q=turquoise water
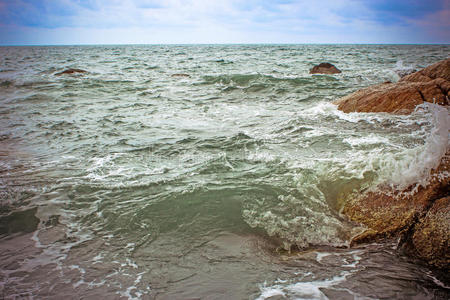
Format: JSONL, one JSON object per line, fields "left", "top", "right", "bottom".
{"left": 0, "top": 45, "right": 449, "bottom": 299}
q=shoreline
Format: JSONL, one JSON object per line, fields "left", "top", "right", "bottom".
{"left": 334, "top": 58, "right": 449, "bottom": 268}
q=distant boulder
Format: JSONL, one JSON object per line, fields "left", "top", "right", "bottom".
{"left": 310, "top": 63, "right": 341, "bottom": 74}
{"left": 55, "top": 68, "right": 87, "bottom": 76}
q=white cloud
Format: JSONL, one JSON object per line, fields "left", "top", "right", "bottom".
{"left": 0, "top": 0, "right": 448, "bottom": 44}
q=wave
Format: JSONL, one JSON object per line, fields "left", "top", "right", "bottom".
{"left": 241, "top": 102, "right": 448, "bottom": 249}
{"left": 199, "top": 73, "right": 339, "bottom": 91}
{"left": 330, "top": 102, "right": 449, "bottom": 193}
{"left": 371, "top": 103, "right": 449, "bottom": 190}
{"left": 392, "top": 59, "right": 417, "bottom": 79}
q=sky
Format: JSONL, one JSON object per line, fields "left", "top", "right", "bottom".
{"left": 0, "top": 0, "right": 448, "bottom": 45}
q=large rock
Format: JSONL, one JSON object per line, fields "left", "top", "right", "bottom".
{"left": 334, "top": 58, "right": 450, "bottom": 114}
{"left": 310, "top": 63, "right": 341, "bottom": 74}
{"left": 335, "top": 58, "right": 450, "bottom": 268}
{"left": 345, "top": 144, "right": 449, "bottom": 270}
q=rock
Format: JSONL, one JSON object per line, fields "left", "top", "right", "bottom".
{"left": 55, "top": 68, "right": 87, "bottom": 76}
{"left": 171, "top": 73, "right": 190, "bottom": 78}
{"left": 334, "top": 58, "right": 450, "bottom": 114}
{"left": 310, "top": 63, "right": 341, "bottom": 74}
{"left": 335, "top": 58, "right": 450, "bottom": 268}
{"left": 334, "top": 80, "right": 448, "bottom": 114}
{"left": 407, "top": 196, "right": 450, "bottom": 268}
{"left": 346, "top": 152, "right": 450, "bottom": 246}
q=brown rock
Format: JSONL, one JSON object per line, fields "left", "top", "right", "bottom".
{"left": 334, "top": 81, "right": 422, "bottom": 114}
{"left": 55, "top": 68, "right": 87, "bottom": 76}
{"left": 310, "top": 63, "right": 341, "bottom": 74}
{"left": 346, "top": 152, "right": 449, "bottom": 242}
{"left": 334, "top": 58, "right": 450, "bottom": 114}
{"left": 408, "top": 196, "right": 450, "bottom": 268}
{"left": 345, "top": 151, "right": 449, "bottom": 268}
{"left": 335, "top": 58, "right": 450, "bottom": 268}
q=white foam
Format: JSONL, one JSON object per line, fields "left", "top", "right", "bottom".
{"left": 394, "top": 60, "right": 413, "bottom": 70}
{"left": 257, "top": 253, "right": 367, "bottom": 300}
{"left": 392, "top": 60, "right": 416, "bottom": 79}
{"left": 92, "top": 253, "right": 104, "bottom": 264}
{"left": 257, "top": 273, "right": 350, "bottom": 300}
{"left": 303, "top": 101, "right": 386, "bottom": 124}
{"left": 343, "top": 135, "right": 390, "bottom": 147}
{"left": 372, "top": 103, "right": 449, "bottom": 190}
{"left": 117, "top": 271, "right": 147, "bottom": 300}
{"left": 324, "top": 101, "right": 449, "bottom": 191}
{"left": 316, "top": 252, "right": 332, "bottom": 263}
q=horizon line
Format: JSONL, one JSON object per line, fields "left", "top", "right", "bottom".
{"left": 1, "top": 42, "right": 449, "bottom": 47}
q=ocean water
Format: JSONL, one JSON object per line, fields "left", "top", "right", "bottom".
{"left": 0, "top": 44, "right": 449, "bottom": 299}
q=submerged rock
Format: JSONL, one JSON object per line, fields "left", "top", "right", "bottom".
{"left": 335, "top": 58, "right": 450, "bottom": 268}
{"left": 55, "top": 68, "right": 87, "bottom": 76}
{"left": 310, "top": 63, "right": 341, "bottom": 74}
{"left": 171, "top": 73, "right": 191, "bottom": 78}
{"left": 334, "top": 58, "right": 450, "bottom": 114}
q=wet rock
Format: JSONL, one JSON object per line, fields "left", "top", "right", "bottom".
{"left": 0, "top": 207, "right": 40, "bottom": 236}
{"left": 55, "top": 68, "right": 87, "bottom": 76}
{"left": 310, "top": 63, "right": 341, "bottom": 74}
{"left": 347, "top": 151, "right": 449, "bottom": 243}
{"left": 334, "top": 58, "right": 450, "bottom": 114}
{"left": 407, "top": 196, "right": 450, "bottom": 268}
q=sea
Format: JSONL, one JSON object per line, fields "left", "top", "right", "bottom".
{"left": 0, "top": 44, "right": 449, "bottom": 299}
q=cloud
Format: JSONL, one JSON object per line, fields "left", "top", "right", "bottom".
{"left": 0, "top": 0, "right": 448, "bottom": 44}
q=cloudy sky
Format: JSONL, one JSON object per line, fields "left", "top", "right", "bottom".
{"left": 0, "top": 0, "right": 449, "bottom": 45}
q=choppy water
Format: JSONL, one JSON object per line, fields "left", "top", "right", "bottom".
{"left": 0, "top": 44, "right": 449, "bottom": 299}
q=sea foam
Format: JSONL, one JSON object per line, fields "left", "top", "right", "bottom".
{"left": 372, "top": 102, "right": 449, "bottom": 191}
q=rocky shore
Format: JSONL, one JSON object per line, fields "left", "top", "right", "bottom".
{"left": 334, "top": 58, "right": 450, "bottom": 268}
